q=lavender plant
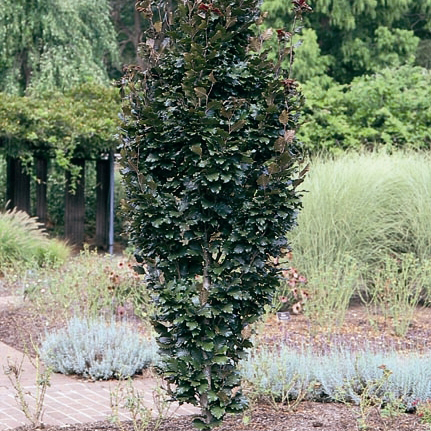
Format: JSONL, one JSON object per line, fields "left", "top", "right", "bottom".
{"left": 40, "top": 317, "right": 158, "bottom": 380}
{"left": 241, "top": 344, "right": 431, "bottom": 409}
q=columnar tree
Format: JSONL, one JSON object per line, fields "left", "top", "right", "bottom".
{"left": 119, "top": 0, "right": 309, "bottom": 427}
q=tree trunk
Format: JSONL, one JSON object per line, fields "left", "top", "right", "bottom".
{"left": 64, "top": 159, "right": 85, "bottom": 246}
{"left": 95, "top": 156, "right": 111, "bottom": 250}
{"left": 35, "top": 156, "right": 48, "bottom": 225}
{"left": 6, "top": 156, "right": 31, "bottom": 214}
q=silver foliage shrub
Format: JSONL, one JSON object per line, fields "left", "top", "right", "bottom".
{"left": 40, "top": 317, "right": 158, "bottom": 380}
{"left": 241, "top": 345, "right": 431, "bottom": 408}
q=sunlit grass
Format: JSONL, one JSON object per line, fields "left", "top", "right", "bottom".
{"left": 290, "top": 151, "right": 431, "bottom": 274}
{"left": 0, "top": 208, "right": 70, "bottom": 270}
{"left": 283, "top": 150, "right": 431, "bottom": 327}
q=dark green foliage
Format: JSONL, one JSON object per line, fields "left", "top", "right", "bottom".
{"left": 119, "top": 0, "right": 306, "bottom": 427}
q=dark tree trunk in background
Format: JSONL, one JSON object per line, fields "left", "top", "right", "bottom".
{"left": 35, "top": 156, "right": 48, "bottom": 225}
{"left": 6, "top": 156, "right": 31, "bottom": 214}
{"left": 96, "top": 156, "right": 111, "bottom": 250}
{"left": 65, "top": 159, "right": 85, "bottom": 246}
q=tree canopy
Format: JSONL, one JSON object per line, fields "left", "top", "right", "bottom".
{"left": 262, "top": 0, "right": 431, "bottom": 82}
{"left": 0, "top": 0, "right": 119, "bottom": 95}
{"left": 0, "top": 83, "right": 120, "bottom": 177}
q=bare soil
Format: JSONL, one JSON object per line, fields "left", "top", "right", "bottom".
{"left": 1, "top": 292, "right": 430, "bottom": 431}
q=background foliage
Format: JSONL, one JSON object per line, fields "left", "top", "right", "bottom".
{"left": 262, "top": 0, "right": 431, "bottom": 83}
{"left": 0, "top": 0, "right": 118, "bottom": 95}
{"left": 299, "top": 65, "right": 431, "bottom": 154}
{"left": 1, "top": 0, "right": 431, "bottom": 237}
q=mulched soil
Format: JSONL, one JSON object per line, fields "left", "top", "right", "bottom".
{"left": 1, "top": 285, "right": 430, "bottom": 431}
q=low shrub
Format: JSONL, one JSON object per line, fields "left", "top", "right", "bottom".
{"left": 299, "top": 65, "right": 431, "bottom": 154}
{"left": 241, "top": 344, "right": 431, "bottom": 409}
{"left": 40, "top": 317, "right": 158, "bottom": 380}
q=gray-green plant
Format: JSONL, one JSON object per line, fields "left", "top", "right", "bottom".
{"left": 40, "top": 316, "right": 158, "bottom": 380}
{"left": 3, "top": 344, "right": 52, "bottom": 427}
{"left": 241, "top": 344, "right": 431, "bottom": 410}
{"left": 119, "top": 0, "right": 308, "bottom": 427}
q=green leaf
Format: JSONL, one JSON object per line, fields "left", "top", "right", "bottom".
{"left": 194, "top": 87, "right": 207, "bottom": 99}
{"left": 191, "top": 144, "right": 203, "bottom": 156}
{"left": 206, "top": 172, "right": 219, "bottom": 182}
{"left": 186, "top": 321, "right": 199, "bottom": 330}
{"left": 198, "top": 341, "right": 214, "bottom": 351}
{"left": 213, "top": 355, "right": 229, "bottom": 364}
{"left": 210, "top": 405, "right": 226, "bottom": 419}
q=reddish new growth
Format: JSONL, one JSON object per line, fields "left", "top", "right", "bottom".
{"left": 292, "top": 0, "right": 312, "bottom": 12}
{"left": 276, "top": 29, "right": 292, "bottom": 40}
{"left": 198, "top": 2, "right": 223, "bottom": 16}
{"left": 282, "top": 78, "right": 297, "bottom": 91}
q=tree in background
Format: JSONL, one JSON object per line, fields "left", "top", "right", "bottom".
{"left": 119, "top": 0, "right": 308, "bottom": 427}
{"left": 0, "top": 0, "right": 119, "bottom": 95}
{"left": 109, "top": 0, "right": 148, "bottom": 74}
{"left": 262, "top": 0, "right": 431, "bottom": 83}
{"left": 299, "top": 64, "right": 431, "bottom": 153}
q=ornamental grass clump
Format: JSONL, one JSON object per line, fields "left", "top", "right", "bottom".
{"left": 40, "top": 317, "right": 158, "bottom": 380}
{"left": 0, "top": 208, "right": 70, "bottom": 270}
{"left": 290, "top": 151, "right": 431, "bottom": 286}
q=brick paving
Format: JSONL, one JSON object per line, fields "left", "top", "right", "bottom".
{"left": 0, "top": 296, "right": 198, "bottom": 430}
{"left": 0, "top": 341, "right": 198, "bottom": 430}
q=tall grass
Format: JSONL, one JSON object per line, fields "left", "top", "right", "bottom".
{"left": 289, "top": 151, "right": 431, "bottom": 304}
{"left": 400, "top": 160, "right": 431, "bottom": 260}
{"left": 0, "top": 208, "right": 70, "bottom": 270}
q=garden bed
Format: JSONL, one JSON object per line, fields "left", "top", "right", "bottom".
{"left": 1, "top": 298, "right": 430, "bottom": 431}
